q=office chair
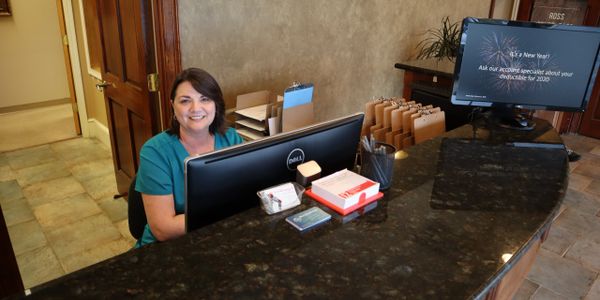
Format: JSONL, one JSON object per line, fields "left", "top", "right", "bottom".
{"left": 127, "top": 176, "right": 147, "bottom": 240}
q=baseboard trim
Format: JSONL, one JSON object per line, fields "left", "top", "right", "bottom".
{"left": 0, "top": 98, "right": 71, "bottom": 114}
{"left": 88, "top": 119, "right": 111, "bottom": 148}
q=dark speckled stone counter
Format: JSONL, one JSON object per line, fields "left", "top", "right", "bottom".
{"left": 28, "top": 119, "right": 568, "bottom": 299}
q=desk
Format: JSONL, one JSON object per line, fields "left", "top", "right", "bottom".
{"left": 394, "top": 58, "right": 455, "bottom": 100}
{"left": 29, "top": 120, "right": 567, "bottom": 299}
{"left": 395, "top": 59, "right": 473, "bottom": 131}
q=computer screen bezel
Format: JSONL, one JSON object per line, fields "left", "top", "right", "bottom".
{"left": 451, "top": 17, "right": 600, "bottom": 112}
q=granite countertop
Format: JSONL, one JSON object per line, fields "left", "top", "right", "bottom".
{"left": 28, "top": 120, "right": 568, "bottom": 299}
{"left": 394, "top": 58, "right": 456, "bottom": 78}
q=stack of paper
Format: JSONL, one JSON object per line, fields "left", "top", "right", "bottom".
{"left": 310, "top": 169, "right": 379, "bottom": 209}
{"left": 235, "top": 104, "right": 268, "bottom": 121}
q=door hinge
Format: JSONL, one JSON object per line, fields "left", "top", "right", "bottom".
{"left": 62, "top": 35, "right": 69, "bottom": 46}
{"left": 147, "top": 73, "right": 159, "bottom": 92}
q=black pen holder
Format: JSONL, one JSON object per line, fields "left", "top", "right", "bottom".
{"left": 360, "top": 142, "right": 396, "bottom": 190}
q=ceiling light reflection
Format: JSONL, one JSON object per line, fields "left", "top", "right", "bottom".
{"left": 395, "top": 150, "right": 408, "bottom": 160}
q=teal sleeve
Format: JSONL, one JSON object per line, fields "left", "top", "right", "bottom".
{"left": 135, "top": 141, "right": 173, "bottom": 195}
{"left": 225, "top": 127, "right": 244, "bottom": 146}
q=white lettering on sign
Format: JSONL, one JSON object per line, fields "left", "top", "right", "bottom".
{"left": 548, "top": 12, "right": 565, "bottom": 21}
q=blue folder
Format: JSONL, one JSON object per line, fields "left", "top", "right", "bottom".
{"left": 283, "top": 83, "right": 314, "bottom": 109}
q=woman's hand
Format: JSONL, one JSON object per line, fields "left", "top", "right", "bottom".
{"left": 141, "top": 194, "right": 185, "bottom": 241}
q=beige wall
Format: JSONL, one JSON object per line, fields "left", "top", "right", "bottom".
{"left": 492, "top": 0, "right": 516, "bottom": 19}
{"left": 179, "top": 0, "right": 491, "bottom": 122}
{"left": 72, "top": 0, "right": 107, "bottom": 127}
{"left": 0, "top": 0, "right": 69, "bottom": 108}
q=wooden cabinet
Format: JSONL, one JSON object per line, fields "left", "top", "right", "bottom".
{"left": 483, "top": 228, "right": 549, "bottom": 300}
{"left": 395, "top": 59, "right": 473, "bottom": 131}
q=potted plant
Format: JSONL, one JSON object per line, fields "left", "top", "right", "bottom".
{"left": 415, "top": 16, "right": 461, "bottom": 61}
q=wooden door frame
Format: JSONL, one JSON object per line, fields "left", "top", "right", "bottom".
{"left": 59, "top": 0, "right": 92, "bottom": 138}
{"left": 152, "top": 0, "right": 181, "bottom": 131}
{"left": 516, "top": 0, "right": 599, "bottom": 133}
{"left": 56, "top": 0, "right": 83, "bottom": 135}
{"left": 578, "top": 1, "right": 600, "bottom": 137}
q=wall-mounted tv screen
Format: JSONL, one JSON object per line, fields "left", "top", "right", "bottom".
{"left": 452, "top": 18, "right": 600, "bottom": 113}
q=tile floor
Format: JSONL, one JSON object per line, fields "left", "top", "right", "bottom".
{"left": 514, "top": 133, "right": 600, "bottom": 299}
{"left": 0, "top": 137, "right": 135, "bottom": 289}
{"left": 1, "top": 132, "right": 599, "bottom": 297}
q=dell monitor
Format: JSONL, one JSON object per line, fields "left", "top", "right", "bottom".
{"left": 451, "top": 17, "right": 600, "bottom": 130}
{"left": 184, "top": 113, "right": 364, "bottom": 232}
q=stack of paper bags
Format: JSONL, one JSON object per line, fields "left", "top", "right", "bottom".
{"left": 362, "top": 97, "right": 445, "bottom": 150}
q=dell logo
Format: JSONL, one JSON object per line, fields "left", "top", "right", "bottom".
{"left": 286, "top": 148, "right": 305, "bottom": 170}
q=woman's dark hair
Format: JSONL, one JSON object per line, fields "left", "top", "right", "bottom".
{"left": 167, "top": 68, "right": 226, "bottom": 137}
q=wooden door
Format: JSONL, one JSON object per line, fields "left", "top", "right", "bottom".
{"left": 578, "top": 4, "right": 600, "bottom": 139}
{"left": 517, "top": 0, "right": 600, "bottom": 137}
{"left": 97, "top": 0, "right": 159, "bottom": 194}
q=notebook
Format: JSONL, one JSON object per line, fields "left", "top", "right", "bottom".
{"left": 283, "top": 83, "right": 313, "bottom": 109}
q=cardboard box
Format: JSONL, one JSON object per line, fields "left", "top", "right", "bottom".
{"left": 281, "top": 102, "right": 314, "bottom": 132}
{"left": 234, "top": 90, "right": 274, "bottom": 141}
{"left": 234, "top": 88, "right": 315, "bottom": 139}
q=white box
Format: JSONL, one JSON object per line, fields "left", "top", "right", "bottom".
{"left": 310, "top": 169, "right": 379, "bottom": 209}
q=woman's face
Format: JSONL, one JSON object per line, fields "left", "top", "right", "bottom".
{"left": 172, "top": 81, "right": 216, "bottom": 136}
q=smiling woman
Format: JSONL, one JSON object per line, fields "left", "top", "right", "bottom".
{"left": 171, "top": 81, "right": 217, "bottom": 154}
{"left": 133, "top": 68, "right": 243, "bottom": 247}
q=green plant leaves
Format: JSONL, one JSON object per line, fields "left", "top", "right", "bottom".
{"left": 416, "top": 16, "right": 461, "bottom": 61}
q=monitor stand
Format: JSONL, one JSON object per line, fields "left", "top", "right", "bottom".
{"left": 489, "top": 106, "right": 536, "bottom": 131}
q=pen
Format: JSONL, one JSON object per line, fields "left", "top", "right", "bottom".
{"left": 370, "top": 134, "right": 376, "bottom": 151}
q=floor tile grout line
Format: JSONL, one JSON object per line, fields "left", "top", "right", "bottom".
{"left": 561, "top": 252, "right": 600, "bottom": 278}
{"left": 13, "top": 215, "right": 66, "bottom": 287}
{"left": 28, "top": 188, "right": 86, "bottom": 276}
{"left": 526, "top": 278, "right": 542, "bottom": 298}
{"left": 1, "top": 136, "right": 81, "bottom": 155}
{"left": 15, "top": 171, "right": 75, "bottom": 190}
{"left": 13, "top": 136, "right": 120, "bottom": 280}
{"left": 36, "top": 209, "right": 107, "bottom": 276}
{"left": 3, "top": 209, "right": 35, "bottom": 228}
{"left": 521, "top": 136, "right": 600, "bottom": 299}
{"left": 558, "top": 236, "right": 575, "bottom": 258}
{"left": 581, "top": 272, "right": 600, "bottom": 300}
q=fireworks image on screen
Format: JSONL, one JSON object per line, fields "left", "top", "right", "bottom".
{"left": 480, "top": 32, "right": 519, "bottom": 67}
{"left": 528, "top": 55, "right": 559, "bottom": 90}
{"left": 480, "top": 33, "right": 528, "bottom": 94}
{"left": 491, "top": 59, "right": 527, "bottom": 93}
